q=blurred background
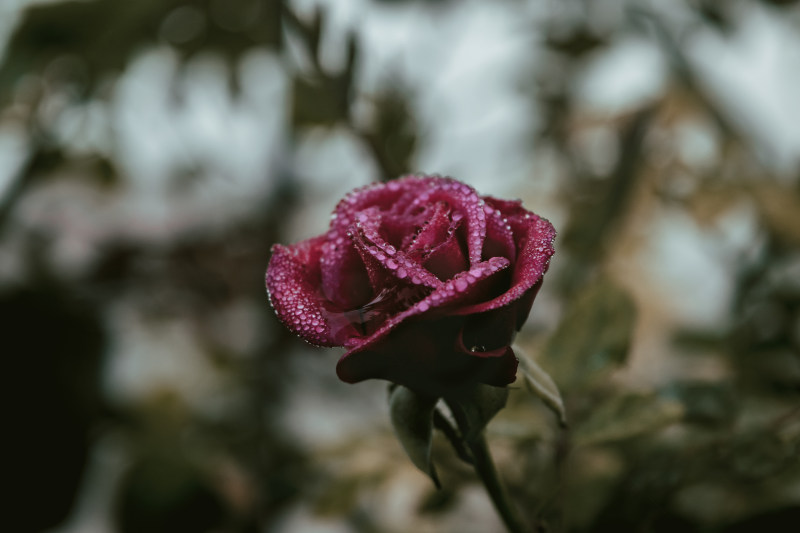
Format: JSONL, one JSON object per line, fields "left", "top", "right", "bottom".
{"left": 2, "top": 0, "right": 800, "bottom": 532}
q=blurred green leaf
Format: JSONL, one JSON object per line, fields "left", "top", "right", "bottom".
{"left": 389, "top": 385, "right": 440, "bottom": 487}
{"left": 720, "top": 506, "right": 800, "bottom": 533}
{"left": 545, "top": 28, "right": 607, "bottom": 58}
{"left": 752, "top": 183, "right": 800, "bottom": 247}
{"left": 661, "top": 381, "right": 739, "bottom": 427}
{"left": 0, "top": 0, "right": 283, "bottom": 103}
{"left": 291, "top": 75, "right": 350, "bottom": 127}
{"left": 285, "top": 8, "right": 358, "bottom": 129}
{"left": 445, "top": 384, "right": 509, "bottom": 443}
{"left": 560, "top": 448, "right": 624, "bottom": 530}
{"left": 540, "top": 278, "right": 636, "bottom": 391}
{"left": 575, "top": 393, "right": 684, "bottom": 447}
{"left": 362, "top": 87, "right": 418, "bottom": 180}
{"left": 671, "top": 327, "right": 728, "bottom": 352}
{"left": 661, "top": 381, "right": 738, "bottom": 427}
{"left": 116, "top": 450, "right": 225, "bottom": 533}
{"left": 724, "top": 424, "right": 800, "bottom": 482}
{"left": 514, "top": 343, "right": 567, "bottom": 426}
{"left": 557, "top": 108, "right": 654, "bottom": 291}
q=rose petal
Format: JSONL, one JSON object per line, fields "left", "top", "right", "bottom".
{"left": 454, "top": 213, "right": 555, "bottom": 316}
{"left": 399, "top": 201, "right": 469, "bottom": 281}
{"left": 337, "top": 318, "right": 519, "bottom": 394}
{"left": 423, "top": 234, "right": 469, "bottom": 281}
{"left": 266, "top": 237, "right": 360, "bottom": 346}
{"left": 320, "top": 238, "right": 371, "bottom": 309}
{"left": 483, "top": 196, "right": 526, "bottom": 217}
{"left": 337, "top": 257, "right": 510, "bottom": 354}
{"left": 406, "top": 202, "right": 452, "bottom": 256}
{"left": 403, "top": 177, "right": 487, "bottom": 266}
{"left": 328, "top": 176, "right": 432, "bottom": 245}
{"left": 456, "top": 305, "right": 518, "bottom": 356}
{"left": 482, "top": 204, "right": 517, "bottom": 263}
{"left": 352, "top": 207, "right": 443, "bottom": 289}
{"left": 321, "top": 183, "right": 410, "bottom": 307}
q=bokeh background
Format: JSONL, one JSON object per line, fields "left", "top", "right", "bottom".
{"left": 3, "top": 0, "right": 800, "bottom": 532}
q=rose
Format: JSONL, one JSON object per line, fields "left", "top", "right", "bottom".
{"left": 265, "top": 175, "right": 555, "bottom": 397}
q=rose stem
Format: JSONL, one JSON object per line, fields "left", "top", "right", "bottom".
{"left": 447, "top": 405, "right": 528, "bottom": 533}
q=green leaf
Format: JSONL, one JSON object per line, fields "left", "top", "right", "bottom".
{"left": 574, "top": 393, "right": 684, "bottom": 447}
{"left": 540, "top": 278, "right": 636, "bottom": 391}
{"left": 445, "top": 384, "right": 509, "bottom": 442}
{"left": 661, "top": 381, "right": 738, "bottom": 427}
{"left": 363, "top": 86, "right": 418, "bottom": 179}
{"left": 291, "top": 75, "right": 349, "bottom": 127}
{"left": 514, "top": 344, "right": 567, "bottom": 426}
{"left": 388, "top": 385, "right": 440, "bottom": 488}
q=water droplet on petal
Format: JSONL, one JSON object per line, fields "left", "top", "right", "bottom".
{"left": 454, "top": 278, "right": 469, "bottom": 292}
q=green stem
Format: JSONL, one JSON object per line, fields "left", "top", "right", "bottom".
{"left": 446, "top": 401, "right": 528, "bottom": 533}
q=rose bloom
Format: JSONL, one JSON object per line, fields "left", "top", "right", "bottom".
{"left": 266, "top": 175, "right": 555, "bottom": 397}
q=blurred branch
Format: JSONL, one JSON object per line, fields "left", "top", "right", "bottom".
{"left": 0, "top": 0, "right": 284, "bottom": 105}
{"left": 282, "top": 4, "right": 416, "bottom": 181}
{"left": 559, "top": 106, "right": 656, "bottom": 292}
{"left": 628, "top": 6, "right": 741, "bottom": 143}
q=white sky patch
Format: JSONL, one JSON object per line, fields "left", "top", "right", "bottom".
{"left": 104, "top": 304, "right": 231, "bottom": 413}
{"left": 0, "top": 122, "right": 29, "bottom": 200}
{"left": 674, "top": 118, "right": 720, "bottom": 171}
{"left": 575, "top": 35, "right": 668, "bottom": 114}
{"left": 289, "top": 127, "right": 377, "bottom": 241}
{"left": 110, "top": 46, "right": 288, "bottom": 240}
{"left": 289, "top": 0, "right": 540, "bottom": 196}
{"left": 640, "top": 202, "right": 761, "bottom": 330}
{"left": 688, "top": 2, "right": 800, "bottom": 174}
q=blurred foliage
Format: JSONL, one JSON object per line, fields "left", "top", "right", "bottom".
{"left": 0, "top": 0, "right": 283, "bottom": 102}
{"left": 1, "top": 0, "right": 800, "bottom": 532}
{"left": 539, "top": 279, "right": 636, "bottom": 392}
{"left": 3, "top": 281, "right": 105, "bottom": 533}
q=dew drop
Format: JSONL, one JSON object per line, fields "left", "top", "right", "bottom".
{"left": 396, "top": 267, "right": 407, "bottom": 279}
{"left": 386, "top": 259, "right": 398, "bottom": 270}
{"left": 454, "top": 278, "right": 469, "bottom": 292}
{"left": 418, "top": 301, "right": 430, "bottom": 312}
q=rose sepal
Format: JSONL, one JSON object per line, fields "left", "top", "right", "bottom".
{"left": 514, "top": 342, "right": 568, "bottom": 427}
{"left": 388, "top": 384, "right": 441, "bottom": 488}
{"left": 443, "top": 383, "right": 510, "bottom": 443}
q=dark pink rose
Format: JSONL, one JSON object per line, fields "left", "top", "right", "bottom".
{"left": 266, "top": 175, "right": 555, "bottom": 397}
